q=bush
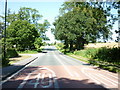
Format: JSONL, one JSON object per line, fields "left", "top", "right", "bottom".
{"left": 6, "top": 48, "right": 19, "bottom": 58}
{"left": 72, "top": 47, "right": 120, "bottom": 73}
{"left": 2, "top": 53, "right": 10, "bottom": 67}
{"left": 85, "top": 48, "right": 98, "bottom": 58}
{"left": 93, "top": 47, "right": 120, "bottom": 65}
{"left": 74, "top": 50, "right": 86, "bottom": 57}
{"left": 56, "top": 43, "right": 64, "bottom": 50}
{"left": 37, "top": 48, "right": 42, "bottom": 52}
{"left": 73, "top": 48, "right": 98, "bottom": 58}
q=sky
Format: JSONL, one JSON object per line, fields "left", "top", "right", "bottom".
{"left": 0, "top": 0, "right": 118, "bottom": 43}
{"left": 0, "top": 0, "right": 64, "bottom": 43}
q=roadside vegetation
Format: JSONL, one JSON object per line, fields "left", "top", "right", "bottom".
{"left": 52, "top": 1, "right": 119, "bottom": 73}
{"left": 56, "top": 43, "right": 120, "bottom": 73}
{"left": 9, "top": 55, "right": 31, "bottom": 65}
{"left": 1, "top": 7, "right": 50, "bottom": 67}
{"left": 18, "top": 50, "right": 39, "bottom": 54}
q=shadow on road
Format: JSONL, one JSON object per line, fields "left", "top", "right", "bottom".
{"left": 2, "top": 66, "right": 108, "bottom": 89}
{"left": 40, "top": 48, "right": 57, "bottom": 53}
{"left": 42, "top": 48, "right": 57, "bottom": 51}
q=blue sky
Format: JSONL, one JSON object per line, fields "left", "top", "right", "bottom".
{"left": 8, "top": 2, "right": 64, "bottom": 43}
{"left": 0, "top": 1, "right": 64, "bottom": 43}
{"left": 0, "top": 0, "right": 118, "bottom": 43}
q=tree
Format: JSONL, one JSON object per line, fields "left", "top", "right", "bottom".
{"left": 53, "top": 1, "right": 116, "bottom": 51}
{"left": 1, "top": 7, "right": 50, "bottom": 50}
{"left": 38, "top": 20, "right": 50, "bottom": 40}
{"left": 18, "top": 7, "right": 42, "bottom": 25}
{"left": 34, "top": 37, "right": 43, "bottom": 49}
{"left": 6, "top": 20, "right": 39, "bottom": 50}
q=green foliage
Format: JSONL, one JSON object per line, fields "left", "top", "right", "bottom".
{"left": 55, "top": 43, "right": 64, "bottom": 50}
{"left": 73, "top": 48, "right": 98, "bottom": 58}
{"left": 1, "top": 7, "right": 50, "bottom": 66}
{"left": 34, "top": 37, "right": 43, "bottom": 49}
{"left": 1, "top": 7, "right": 50, "bottom": 51}
{"left": 93, "top": 47, "right": 120, "bottom": 64}
{"left": 2, "top": 56, "right": 9, "bottom": 67}
{"left": 38, "top": 20, "right": 51, "bottom": 40}
{"left": 53, "top": 2, "right": 114, "bottom": 51}
{"left": 18, "top": 50, "right": 38, "bottom": 54}
{"left": 74, "top": 50, "right": 87, "bottom": 57}
{"left": 2, "top": 48, "right": 18, "bottom": 66}
{"left": 37, "top": 48, "right": 42, "bottom": 52}
{"left": 18, "top": 7, "right": 42, "bottom": 25}
{"left": 6, "top": 20, "right": 39, "bottom": 51}
{"left": 85, "top": 48, "right": 98, "bottom": 58}
{"left": 71, "top": 47, "right": 120, "bottom": 73}
{"left": 6, "top": 48, "right": 19, "bottom": 58}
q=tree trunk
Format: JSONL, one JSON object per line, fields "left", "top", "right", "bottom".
{"left": 75, "top": 37, "right": 84, "bottom": 50}
{"left": 70, "top": 41, "right": 73, "bottom": 51}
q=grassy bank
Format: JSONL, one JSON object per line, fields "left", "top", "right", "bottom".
{"left": 9, "top": 55, "right": 31, "bottom": 64}
{"left": 18, "top": 49, "right": 39, "bottom": 54}
{"left": 55, "top": 43, "right": 120, "bottom": 73}
{"left": 2, "top": 47, "right": 44, "bottom": 67}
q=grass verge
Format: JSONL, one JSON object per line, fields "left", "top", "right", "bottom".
{"left": 18, "top": 50, "right": 38, "bottom": 54}
{"left": 55, "top": 45, "right": 120, "bottom": 73}
{"left": 9, "top": 55, "right": 31, "bottom": 64}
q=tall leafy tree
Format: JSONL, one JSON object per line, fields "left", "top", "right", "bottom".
{"left": 6, "top": 20, "right": 39, "bottom": 50}
{"left": 38, "top": 20, "right": 50, "bottom": 40}
{"left": 18, "top": 7, "right": 42, "bottom": 25}
{"left": 53, "top": 1, "right": 117, "bottom": 50}
{"left": 1, "top": 7, "right": 50, "bottom": 50}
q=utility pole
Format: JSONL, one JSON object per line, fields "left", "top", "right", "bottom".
{"left": 3, "top": 0, "right": 7, "bottom": 59}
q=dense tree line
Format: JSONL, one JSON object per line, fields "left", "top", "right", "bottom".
{"left": 1, "top": 7, "right": 50, "bottom": 51}
{"left": 52, "top": 1, "right": 119, "bottom": 51}
{"left": 0, "top": 7, "right": 50, "bottom": 66}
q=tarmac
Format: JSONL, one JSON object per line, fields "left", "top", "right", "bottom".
{"left": 1, "top": 53, "right": 43, "bottom": 80}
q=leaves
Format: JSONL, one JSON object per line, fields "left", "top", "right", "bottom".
{"left": 53, "top": 1, "right": 117, "bottom": 51}
{"left": 6, "top": 20, "right": 39, "bottom": 50}
{"left": 1, "top": 7, "right": 50, "bottom": 51}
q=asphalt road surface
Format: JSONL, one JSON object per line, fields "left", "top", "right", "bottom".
{"left": 2, "top": 46, "right": 119, "bottom": 89}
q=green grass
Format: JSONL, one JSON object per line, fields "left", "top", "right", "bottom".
{"left": 56, "top": 44, "right": 120, "bottom": 73}
{"left": 66, "top": 53, "right": 89, "bottom": 63}
{"left": 18, "top": 49, "right": 39, "bottom": 54}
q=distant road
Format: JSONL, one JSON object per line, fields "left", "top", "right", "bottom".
{"left": 2, "top": 46, "right": 118, "bottom": 89}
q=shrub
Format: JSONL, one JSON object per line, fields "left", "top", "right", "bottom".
{"left": 85, "top": 48, "right": 98, "bottom": 58}
{"left": 56, "top": 43, "right": 64, "bottom": 50}
{"left": 37, "top": 48, "right": 42, "bottom": 52}
{"left": 2, "top": 52, "right": 10, "bottom": 67}
{"left": 93, "top": 47, "right": 120, "bottom": 65}
{"left": 72, "top": 47, "right": 120, "bottom": 73}
{"left": 6, "top": 48, "right": 19, "bottom": 58}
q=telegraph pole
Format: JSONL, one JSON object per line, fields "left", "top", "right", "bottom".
{"left": 3, "top": 0, "right": 7, "bottom": 59}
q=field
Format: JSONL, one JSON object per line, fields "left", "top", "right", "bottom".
{"left": 85, "top": 42, "right": 119, "bottom": 48}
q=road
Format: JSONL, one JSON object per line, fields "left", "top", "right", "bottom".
{"left": 2, "top": 46, "right": 119, "bottom": 89}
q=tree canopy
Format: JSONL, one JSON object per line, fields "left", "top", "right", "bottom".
{"left": 1, "top": 7, "right": 50, "bottom": 51}
{"left": 6, "top": 20, "right": 39, "bottom": 50}
{"left": 53, "top": 1, "right": 119, "bottom": 51}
